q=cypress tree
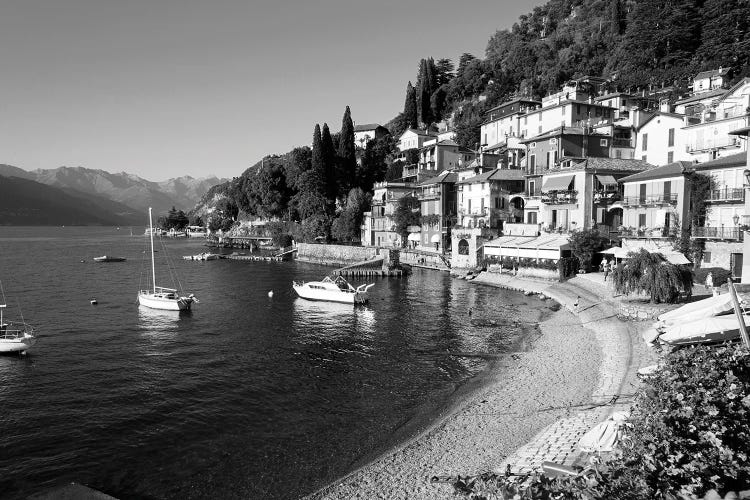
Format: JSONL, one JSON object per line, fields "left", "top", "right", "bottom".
{"left": 337, "top": 106, "right": 357, "bottom": 195}
{"left": 321, "top": 123, "right": 337, "bottom": 205}
{"left": 416, "top": 59, "right": 433, "bottom": 126}
{"left": 311, "top": 123, "right": 324, "bottom": 180}
{"left": 404, "top": 81, "right": 418, "bottom": 129}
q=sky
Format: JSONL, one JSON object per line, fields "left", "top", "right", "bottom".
{"left": 0, "top": 0, "right": 538, "bottom": 181}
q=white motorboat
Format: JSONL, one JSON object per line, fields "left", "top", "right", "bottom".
{"left": 93, "top": 255, "right": 126, "bottom": 262}
{"left": 659, "top": 315, "right": 749, "bottom": 346}
{"left": 292, "top": 276, "right": 374, "bottom": 304}
{"left": 0, "top": 290, "right": 36, "bottom": 354}
{"left": 138, "top": 208, "right": 197, "bottom": 311}
{"left": 183, "top": 252, "right": 221, "bottom": 261}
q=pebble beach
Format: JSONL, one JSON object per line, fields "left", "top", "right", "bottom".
{"left": 308, "top": 273, "right": 649, "bottom": 499}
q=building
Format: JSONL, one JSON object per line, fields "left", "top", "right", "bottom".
{"left": 681, "top": 78, "right": 750, "bottom": 163}
{"left": 633, "top": 111, "right": 687, "bottom": 165}
{"left": 691, "top": 67, "right": 732, "bottom": 95}
{"left": 691, "top": 152, "right": 747, "bottom": 277}
{"left": 617, "top": 161, "right": 693, "bottom": 253}
{"left": 361, "top": 181, "right": 415, "bottom": 247}
{"left": 403, "top": 139, "right": 477, "bottom": 183}
{"left": 397, "top": 128, "right": 436, "bottom": 152}
{"left": 415, "top": 170, "right": 458, "bottom": 252}
{"left": 456, "top": 167, "right": 525, "bottom": 230}
{"left": 353, "top": 124, "right": 389, "bottom": 149}
{"left": 480, "top": 98, "right": 541, "bottom": 168}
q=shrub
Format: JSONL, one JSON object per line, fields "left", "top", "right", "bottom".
{"left": 558, "top": 256, "right": 579, "bottom": 281}
{"left": 694, "top": 267, "right": 732, "bottom": 288}
{"left": 610, "top": 249, "right": 693, "bottom": 303}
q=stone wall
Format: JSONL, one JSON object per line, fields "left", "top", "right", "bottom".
{"left": 296, "top": 244, "right": 379, "bottom": 266}
{"left": 486, "top": 264, "right": 558, "bottom": 281}
{"left": 400, "top": 250, "right": 448, "bottom": 269}
{"left": 617, "top": 301, "right": 671, "bottom": 321}
{"left": 703, "top": 240, "right": 743, "bottom": 272}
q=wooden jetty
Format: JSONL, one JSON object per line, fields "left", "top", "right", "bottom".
{"left": 225, "top": 246, "right": 297, "bottom": 263}
{"left": 332, "top": 256, "right": 403, "bottom": 277}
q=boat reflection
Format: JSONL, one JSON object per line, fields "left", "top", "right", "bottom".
{"left": 138, "top": 305, "right": 190, "bottom": 336}
{"left": 292, "top": 299, "right": 376, "bottom": 342}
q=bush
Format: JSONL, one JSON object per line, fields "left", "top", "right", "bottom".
{"left": 611, "top": 249, "right": 693, "bottom": 303}
{"left": 558, "top": 256, "right": 579, "bottom": 281}
{"left": 694, "top": 267, "right": 732, "bottom": 288}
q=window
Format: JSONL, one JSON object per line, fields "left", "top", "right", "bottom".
{"left": 529, "top": 155, "right": 536, "bottom": 173}
{"left": 600, "top": 139, "right": 608, "bottom": 147}
{"left": 527, "top": 211, "right": 537, "bottom": 224}
{"left": 668, "top": 128, "right": 675, "bottom": 147}
{"left": 667, "top": 151, "right": 674, "bottom": 163}
{"left": 529, "top": 180, "right": 536, "bottom": 196}
{"left": 642, "top": 133, "right": 648, "bottom": 151}
{"left": 538, "top": 125, "right": 542, "bottom": 134}
{"left": 704, "top": 251, "right": 712, "bottom": 263}
{"left": 616, "top": 149, "right": 622, "bottom": 158}
{"left": 638, "top": 213, "right": 647, "bottom": 228}
{"left": 642, "top": 155, "right": 647, "bottom": 161}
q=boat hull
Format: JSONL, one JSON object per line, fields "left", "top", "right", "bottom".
{"left": 292, "top": 286, "right": 367, "bottom": 304}
{"left": 138, "top": 293, "right": 193, "bottom": 311}
{"left": 660, "top": 315, "right": 747, "bottom": 345}
{"left": 0, "top": 336, "right": 36, "bottom": 353}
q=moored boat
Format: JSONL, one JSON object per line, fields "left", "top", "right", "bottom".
{"left": 292, "top": 276, "right": 373, "bottom": 304}
{"left": 93, "top": 255, "right": 126, "bottom": 262}
{"left": 0, "top": 300, "right": 36, "bottom": 354}
{"left": 659, "top": 315, "right": 749, "bottom": 346}
{"left": 183, "top": 252, "right": 221, "bottom": 261}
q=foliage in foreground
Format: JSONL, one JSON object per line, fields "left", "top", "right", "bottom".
{"left": 610, "top": 249, "right": 693, "bottom": 303}
{"left": 451, "top": 344, "right": 750, "bottom": 499}
{"left": 567, "top": 229, "right": 609, "bottom": 272}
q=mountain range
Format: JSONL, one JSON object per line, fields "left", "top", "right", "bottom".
{"left": 0, "top": 164, "right": 227, "bottom": 225}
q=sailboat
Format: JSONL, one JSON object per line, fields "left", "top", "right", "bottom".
{"left": 137, "top": 208, "right": 197, "bottom": 311}
{"left": 0, "top": 283, "right": 36, "bottom": 354}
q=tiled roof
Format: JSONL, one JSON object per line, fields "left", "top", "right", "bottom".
{"left": 675, "top": 88, "right": 727, "bottom": 106}
{"left": 354, "top": 123, "right": 383, "bottom": 132}
{"left": 457, "top": 168, "right": 525, "bottom": 184}
{"left": 519, "top": 126, "right": 610, "bottom": 143}
{"left": 694, "top": 68, "right": 731, "bottom": 80}
{"left": 730, "top": 126, "right": 750, "bottom": 136}
{"left": 560, "top": 157, "right": 654, "bottom": 173}
{"left": 618, "top": 161, "right": 693, "bottom": 183}
{"left": 485, "top": 233, "right": 570, "bottom": 250}
{"left": 692, "top": 152, "right": 747, "bottom": 171}
{"left": 417, "top": 170, "right": 457, "bottom": 186}
{"left": 636, "top": 111, "right": 685, "bottom": 130}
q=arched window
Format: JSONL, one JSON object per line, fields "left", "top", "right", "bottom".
{"left": 458, "top": 239, "right": 469, "bottom": 255}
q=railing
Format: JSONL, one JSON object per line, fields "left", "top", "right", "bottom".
{"left": 619, "top": 227, "right": 680, "bottom": 239}
{"left": 612, "top": 138, "right": 632, "bottom": 148}
{"left": 707, "top": 187, "right": 744, "bottom": 203}
{"left": 541, "top": 190, "right": 578, "bottom": 204}
{"left": 686, "top": 136, "right": 742, "bottom": 153}
{"left": 593, "top": 191, "right": 621, "bottom": 203}
{"left": 692, "top": 226, "right": 744, "bottom": 241}
{"left": 418, "top": 191, "right": 440, "bottom": 201}
{"left": 622, "top": 193, "right": 678, "bottom": 206}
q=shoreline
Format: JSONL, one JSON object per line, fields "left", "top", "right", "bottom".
{"left": 307, "top": 272, "right": 639, "bottom": 499}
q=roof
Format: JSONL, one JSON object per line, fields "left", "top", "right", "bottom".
{"left": 457, "top": 168, "right": 525, "bottom": 184}
{"left": 417, "top": 170, "right": 457, "bottom": 186}
{"left": 730, "top": 126, "right": 750, "bottom": 137}
{"left": 561, "top": 157, "right": 654, "bottom": 173}
{"left": 637, "top": 111, "right": 685, "bottom": 130}
{"left": 401, "top": 128, "right": 436, "bottom": 137}
{"left": 520, "top": 126, "right": 609, "bottom": 143}
{"left": 694, "top": 68, "right": 731, "bottom": 80}
{"left": 353, "top": 123, "right": 385, "bottom": 132}
{"left": 484, "top": 97, "right": 541, "bottom": 115}
{"left": 675, "top": 88, "right": 727, "bottom": 106}
{"left": 692, "top": 152, "right": 747, "bottom": 171}
{"left": 618, "top": 161, "right": 693, "bottom": 183}
{"left": 484, "top": 233, "right": 570, "bottom": 250}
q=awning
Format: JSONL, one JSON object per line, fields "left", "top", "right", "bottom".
{"left": 407, "top": 233, "right": 421, "bottom": 241}
{"left": 662, "top": 252, "right": 691, "bottom": 265}
{"left": 596, "top": 174, "right": 618, "bottom": 186}
{"left": 430, "top": 234, "right": 441, "bottom": 243}
{"left": 541, "top": 175, "right": 574, "bottom": 191}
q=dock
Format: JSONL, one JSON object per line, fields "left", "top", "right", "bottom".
{"left": 332, "top": 256, "right": 403, "bottom": 277}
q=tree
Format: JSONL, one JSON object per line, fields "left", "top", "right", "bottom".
{"left": 245, "top": 160, "right": 292, "bottom": 219}
{"left": 331, "top": 188, "right": 372, "bottom": 243}
{"left": 610, "top": 249, "right": 693, "bottom": 304}
{"left": 337, "top": 106, "right": 357, "bottom": 195}
{"left": 403, "top": 81, "right": 418, "bottom": 129}
{"left": 356, "top": 135, "right": 393, "bottom": 192}
{"left": 435, "top": 58, "right": 455, "bottom": 86}
{"left": 567, "top": 228, "right": 609, "bottom": 272}
{"left": 392, "top": 194, "right": 421, "bottom": 247}
{"left": 321, "top": 123, "right": 338, "bottom": 206}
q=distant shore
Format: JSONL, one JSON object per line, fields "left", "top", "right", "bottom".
{"left": 307, "top": 274, "right": 638, "bottom": 499}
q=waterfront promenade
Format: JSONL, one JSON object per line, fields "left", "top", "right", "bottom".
{"left": 309, "top": 272, "right": 653, "bottom": 499}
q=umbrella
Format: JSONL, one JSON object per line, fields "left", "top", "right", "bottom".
{"left": 599, "top": 247, "right": 628, "bottom": 259}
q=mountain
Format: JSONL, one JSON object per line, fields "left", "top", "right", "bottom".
{"left": 1, "top": 165, "right": 227, "bottom": 217}
{"left": 0, "top": 175, "right": 142, "bottom": 225}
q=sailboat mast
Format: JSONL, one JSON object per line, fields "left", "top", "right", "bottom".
{"left": 149, "top": 207, "right": 156, "bottom": 294}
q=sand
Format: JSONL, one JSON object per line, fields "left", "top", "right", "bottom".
{"left": 306, "top": 274, "right": 639, "bottom": 499}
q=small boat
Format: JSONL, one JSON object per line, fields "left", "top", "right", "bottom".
{"left": 93, "top": 255, "right": 126, "bottom": 262}
{"left": 182, "top": 253, "right": 221, "bottom": 261}
{"left": 138, "top": 208, "right": 198, "bottom": 311}
{"left": 0, "top": 291, "right": 36, "bottom": 354}
{"left": 292, "top": 275, "right": 373, "bottom": 304}
{"left": 659, "top": 315, "right": 749, "bottom": 346}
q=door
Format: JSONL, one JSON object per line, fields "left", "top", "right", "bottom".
{"left": 663, "top": 181, "right": 671, "bottom": 202}
{"left": 732, "top": 253, "right": 744, "bottom": 280}
{"left": 639, "top": 184, "right": 647, "bottom": 203}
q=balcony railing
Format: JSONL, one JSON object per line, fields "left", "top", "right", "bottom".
{"left": 593, "top": 191, "right": 621, "bottom": 204}
{"left": 418, "top": 191, "right": 440, "bottom": 201}
{"left": 612, "top": 138, "right": 633, "bottom": 148}
{"left": 692, "top": 226, "right": 744, "bottom": 241}
{"left": 541, "top": 190, "right": 578, "bottom": 205}
{"left": 707, "top": 187, "right": 744, "bottom": 203}
{"left": 619, "top": 227, "right": 680, "bottom": 239}
{"left": 686, "top": 136, "right": 742, "bottom": 153}
{"left": 622, "top": 193, "right": 678, "bottom": 206}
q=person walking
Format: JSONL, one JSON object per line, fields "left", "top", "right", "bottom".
{"left": 603, "top": 260, "right": 610, "bottom": 282}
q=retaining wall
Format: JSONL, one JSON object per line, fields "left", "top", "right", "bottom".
{"left": 617, "top": 301, "right": 671, "bottom": 321}
{"left": 296, "top": 243, "right": 379, "bottom": 266}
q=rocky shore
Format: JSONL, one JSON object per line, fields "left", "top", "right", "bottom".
{"left": 307, "top": 273, "right": 652, "bottom": 499}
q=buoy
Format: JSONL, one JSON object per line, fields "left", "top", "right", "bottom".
{"left": 90, "top": 299, "right": 98, "bottom": 305}
{"left": 268, "top": 291, "right": 274, "bottom": 298}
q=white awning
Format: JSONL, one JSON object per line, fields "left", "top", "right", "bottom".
{"left": 430, "top": 234, "right": 441, "bottom": 243}
{"left": 541, "top": 175, "right": 574, "bottom": 191}
{"left": 407, "top": 233, "right": 421, "bottom": 241}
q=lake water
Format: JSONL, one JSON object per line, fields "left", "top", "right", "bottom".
{"left": 0, "top": 227, "right": 550, "bottom": 499}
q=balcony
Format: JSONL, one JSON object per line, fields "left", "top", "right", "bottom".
{"left": 541, "top": 190, "right": 578, "bottom": 205}
{"left": 692, "top": 226, "right": 744, "bottom": 241}
{"left": 707, "top": 187, "right": 744, "bottom": 203}
{"left": 686, "top": 136, "right": 742, "bottom": 153}
{"left": 593, "top": 190, "right": 621, "bottom": 204}
{"left": 622, "top": 193, "right": 678, "bottom": 207}
{"left": 619, "top": 227, "right": 680, "bottom": 239}
{"left": 612, "top": 138, "right": 633, "bottom": 148}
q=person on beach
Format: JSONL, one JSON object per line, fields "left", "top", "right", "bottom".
{"left": 603, "top": 260, "right": 610, "bottom": 281}
{"left": 705, "top": 272, "right": 713, "bottom": 291}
